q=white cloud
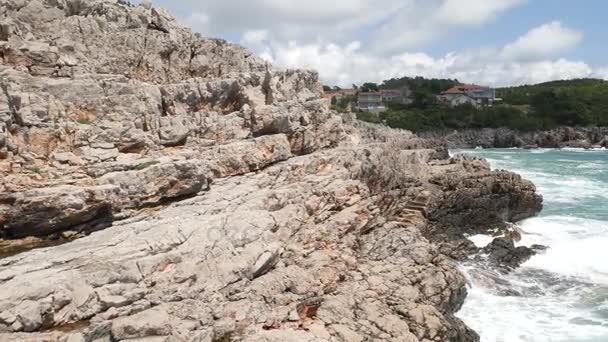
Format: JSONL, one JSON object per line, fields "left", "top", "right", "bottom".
{"left": 173, "top": 0, "right": 403, "bottom": 45}
{"left": 144, "top": 1, "right": 602, "bottom": 87}
{"left": 183, "top": 12, "right": 210, "bottom": 35}
{"left": 260, "top": 23, "right": 593, "bottom": 87}
{"left": 370, "top": 0, "right": 524, "bottom": 53}
{"left": 502, "top": 21, "right": 583, "bottom": 61}
{"left": 594, "top": 67, "right": 608, "bottom": 80}
{"left": 165, "top": 0, "right": 524, "bottom": 53}
{"left": 435, "top": 0, "right": 525, "bottom": 26}
{"left": 272, "top": 43, "right": 593, "bottom": 87}
{"left": 240, "top": 30, "right": 275, "bottom": 63}
{"left": 242, "top": 30, "right": 270, "bottom": 46}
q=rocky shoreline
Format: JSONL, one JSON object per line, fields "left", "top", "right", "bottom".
{"left": 0, "top": 1, "right": 543, "bottom": 341}
{"left": 420, "top": 127, "right": 608, "bottom": 149}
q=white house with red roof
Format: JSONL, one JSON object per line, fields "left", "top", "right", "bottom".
{"left": 438, "top": 84, "right": 497, "bottom": 108}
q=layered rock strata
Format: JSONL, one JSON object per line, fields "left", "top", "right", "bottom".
{"left": 0, "top": 1, "right": 543, "bottom": 341}
{"left": 421, "top": 127, "right": 608, "bottom": 149}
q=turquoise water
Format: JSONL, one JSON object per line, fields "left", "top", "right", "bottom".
{"left": 454, "top": 148, "right": 608, "bottom": 342}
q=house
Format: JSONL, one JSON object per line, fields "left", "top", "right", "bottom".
{"left": 380, "top": 88, "right": 413, "bottom": 105}
{"left": 438, "top": 84, "right": 497, "bottom": 108}
{"left": 323, "top": 88, "right": 357, "bottom": 100}
{"left": 357, "top": 92, "right": 385, "bottom": 113}
{"left": 357, "top": 88, "right": 413, "bottom": 112}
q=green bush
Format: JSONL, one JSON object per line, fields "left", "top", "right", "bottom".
{"left": 133, "top": 160, "right": 160, "bottom": 171}
{"left": 29, "top": 166, "right": 42, "bottom": 174}
{"left": 356, "top": 104, "right": 547, "bottom": 132}
{"left": 76, "top": 118, "right": 93, "bottom": 125}
{"left": 356, "top": 111, "right": 382, "bottom": 124}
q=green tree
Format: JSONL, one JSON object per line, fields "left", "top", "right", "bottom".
{"left": 354, "top": 76, "right": 608, "bottom": 131}
{"left": 360, "top": 83, "right": 379, "bottom": 92}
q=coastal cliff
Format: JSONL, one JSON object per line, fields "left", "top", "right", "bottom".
{"left": 420, "top": 127, "right": 608, "bottom": 149}
{"left": 0, "top": 1, "right": 542, "bottom": 341}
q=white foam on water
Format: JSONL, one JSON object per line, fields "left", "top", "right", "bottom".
{"left": 467, "top": 234, "right": 495, "bottom": 248}
{"left": 546, "top": 178, "right": 608, "bottom": 203}
{"left": 530, "top": 148, "right": 552, "bottom": 154}
{"left": 459, "top": 216, "right": 608, "bottom": 342}
{"left": 576, "top": 162, "right": 606, "bottom": 170}
{"left": 458, "top": 274, "right": 608, "bottom": 342}
{"left": 508, "top": 168, "right": 608, "bottom": 204}
{"left": 519, "top": 216, "right": 608, "bottom": 285}
{"left": 561, "top": 147, "right": 607, "bottom": 152}
{"left": 455, "top": 148, "right": 608, "bottom": 342}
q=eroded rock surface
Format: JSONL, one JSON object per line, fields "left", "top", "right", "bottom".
{"left": 0, "top": 1, "right": 543, "bottom": 341}
{"left": 421, "top": 127, "right": 608, "bottom": 149}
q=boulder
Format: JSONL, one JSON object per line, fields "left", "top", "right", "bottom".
{"left": 99, "top": 161, "right": 209, "bottom": 209}
{"left": 427, "top": 168, "right": 543, "bottom": 238}
{"left": 483, "top": 237, "right": 536, "bottom": 269}
{"left": 52, "top": 152, "right": 85, "bottom": 166}
{"left": 0, "top": 185, "right": 118, "bottom": 239}
{"left": 110, "top": 309, "right": 172, "bottom": 340}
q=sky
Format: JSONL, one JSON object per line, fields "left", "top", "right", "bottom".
{"left": 141, "top": 0, "right": 608, "bottom": 88}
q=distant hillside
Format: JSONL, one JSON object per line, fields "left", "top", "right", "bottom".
{"left": 379, "top": 76, "right": 459, "bottom": 95}
{"left": 497, "top": 78, "right": 608, "bottom": 126}
{"left": 337, "top": 76, "right": 608, "bottom": 131}
{"left": 498, "top": 78, "right": 608, "bottom": 104}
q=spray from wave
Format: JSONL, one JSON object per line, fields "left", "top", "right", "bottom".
{"left": 454, "top": 148, "right": 608, "bottom": 342}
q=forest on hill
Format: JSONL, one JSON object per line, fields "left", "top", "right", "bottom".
{"left": 336, "top": 78, "right": 608, "bottom": 132}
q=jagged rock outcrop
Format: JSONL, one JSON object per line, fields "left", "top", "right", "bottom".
{"left": 426, "top": 157, "right": 542, "bottom": 238}
{"left": 421, "top": 127, "right": 608, "bottom": 149}
{"left": 481, "top": 237, "right": 536, "bottom": 269}
{"left": 0, "top": 0, "right": 340, "bottom": 237}
{"left": 0, "top": 146, "right": 489, "bottom": 342}
{"left": 0, "top": 1, "right": 543, "bottom": 341}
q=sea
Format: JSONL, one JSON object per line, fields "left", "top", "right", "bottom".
{"left": 453, "top": 148, "right": 608, "bottom": 342}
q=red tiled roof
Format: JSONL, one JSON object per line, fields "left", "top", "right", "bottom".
{"left": 442, "top": 87, "right": 465, "bottom": 94}
{"left": 441, "top": 84, "right": 486, "bottom": 95}
{"left": 459, "top": 84, "right": 485, "bottom": 90}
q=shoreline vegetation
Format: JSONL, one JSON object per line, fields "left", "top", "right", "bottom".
{"left": 330, "top": 77, "right": 608, "bottom": 133}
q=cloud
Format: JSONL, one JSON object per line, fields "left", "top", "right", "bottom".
{"left": 370, "top": 0, "right": 524, "bottom": 53}
{"left": 268, "top": 42, "right": 594, "bottom": 87}
{"left": 183, "top": 12, "right": 210, "bottom": 35}
{"left": 240, "top": 30, "right": 275, "bottom": 63}
{"left": 435, "top": 0, "right": 525, "bottom": 26}
{"left": 242, "top": 30, "right": 270, "bottom": 46}
{"left": 143, "top": 1, "right": 601, "bottom": 87}
{"left": 162, "top": 0, "right": 524, "bottom": 53}
{"left": 595, "top": 67, "right": 608, "bottom": 79}
{"left": 170, "top": 0, "right": 403, "bottom": 45}
{"left": 502, "top": 21, "right": 584, "bottom": 61}
{"left": 260, "top": 23, "right": 593, "bottom": 87}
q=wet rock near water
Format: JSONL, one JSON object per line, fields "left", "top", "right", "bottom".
{"left": 482, "top": 237, "right": 536, "bottom": 270}
{"left": 425, "top": 159, "right": 543, "bottom": 242}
